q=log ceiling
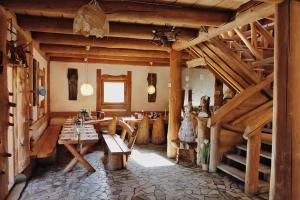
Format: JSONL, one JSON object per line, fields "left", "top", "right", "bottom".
{"left": 1, "top": 0, "right": 275, "bottom": 66}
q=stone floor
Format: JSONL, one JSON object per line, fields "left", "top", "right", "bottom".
{"left": 20, "top": 145, "right": 269, "bottom": 200}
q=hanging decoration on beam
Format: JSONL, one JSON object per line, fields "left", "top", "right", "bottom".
{"left": 151, "top": 26, "right": 180, "bottom": 46}
{"left": 73, "top": 0, "right": 109, "bottom": 38}
{"left": 7, "top": 18, "right": 30, "bottom": 68}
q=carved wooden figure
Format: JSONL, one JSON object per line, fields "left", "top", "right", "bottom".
{"left": 178, "top": 103, "right": 196, "bottom": 143}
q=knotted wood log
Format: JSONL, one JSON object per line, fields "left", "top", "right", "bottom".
{"left": 151, "top": 116, "right": 165, "bottom": 144}
{"left": 136, "top": 116, "right": 150, "bottom": 145}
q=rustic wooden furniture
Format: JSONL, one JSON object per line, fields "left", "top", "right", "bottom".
{"left": 103, "top": 134, "right": 131, "bottom": 170}
{"left": 151, "top": 115, "right": 166, "bottom": 144}
{"left": 122, "top": 116, "right": 167, "bottom": 144}
{"left": 31, "top": 125, "right": 61, "bottom": 162}
{"left": 135, "top": 116, "right": 150, "bottom": 145}
{"left": 171, "top": 139, "right": 197, "bottom": 165}
{"left": 58, "top": 119, "right": 99, "bottom": 173}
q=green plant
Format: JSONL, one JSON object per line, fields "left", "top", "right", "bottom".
{"left": 200, "top": 139, "right": 210, "bottom": 164}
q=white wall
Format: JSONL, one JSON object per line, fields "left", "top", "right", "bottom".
{"left": 50, "top": 61, "right": 170, "bottom": 112}
{"left": 182, "top": 68, "right": 215, "bottom": 106}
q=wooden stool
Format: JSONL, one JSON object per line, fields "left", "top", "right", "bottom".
{"left": 151, "top": 116, "right": 165, "bottom": 144}
{"left": 171, "top": 139, "right": 197, "bottom": 164}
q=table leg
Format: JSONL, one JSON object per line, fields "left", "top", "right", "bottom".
{"left": 64, "top": 143, "right": 96, "bottom": 173}
{"left": 176, "top": 148, "right": 180, "bottom": 164}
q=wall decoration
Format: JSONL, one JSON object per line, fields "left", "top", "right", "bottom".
{"left": 67, "top": 68, "right": 78, "bottom": 100}
{"left": 147, "top": 73, "right": 157, "bottom": 102}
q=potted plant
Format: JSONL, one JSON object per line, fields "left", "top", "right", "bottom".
{"left": 200, "top": 139, "right": 210, "bottom": 171}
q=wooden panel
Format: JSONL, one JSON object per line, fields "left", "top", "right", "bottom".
{"left": 0, "top": 6, "right": 9, "bottom": 199}
{"left": 16, "top": 67, "right": 30, "bottom": 173}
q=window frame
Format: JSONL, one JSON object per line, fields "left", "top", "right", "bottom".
{"left": 96, "top": 69, "right": 131, "bottom": 114}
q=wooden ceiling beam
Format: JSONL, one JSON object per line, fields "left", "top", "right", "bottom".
{"left": 16, "top": 15, "right": 198, "bottom": 41}
{"left": 49, "top": 57, "right": 169, "bottom": 67}
{"left": 172, "top": 3, "right": 274, "bottom": 50}
{"left": 46, "top": 53, "right": 170, "bottom": 63}
{"left": 32, "top": 32, "right": 170, "bottom": 52}
{"left": 2, "top": 0, "right": 233, "bottom": 28}
{"left": 39, "top": 44, "right": 171, "bottom": 58}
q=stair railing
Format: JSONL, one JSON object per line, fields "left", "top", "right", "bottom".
{"left": 243, "top": 106, "right": 273, "bottom": 194}
{"left": 208, "top": 73, "right": 273, "bottom": 173}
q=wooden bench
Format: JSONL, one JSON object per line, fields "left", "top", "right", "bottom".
{"left": 103, "top": 134, "right": 131, "bottom": 170}
{"left": 31, "top": 125, "right": 61, "bottom": 162}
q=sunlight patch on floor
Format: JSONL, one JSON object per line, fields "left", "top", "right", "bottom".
{"left": 131, "top": 150, "right": 175, "bottom": 168}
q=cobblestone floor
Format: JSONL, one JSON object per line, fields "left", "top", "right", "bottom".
{"left": 20, "top": 145, "right": 269, "bottom": 200}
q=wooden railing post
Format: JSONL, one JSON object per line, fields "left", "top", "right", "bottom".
{"left": 209, "top": 122, "right": 221, "bottom": 172}
{"left": 245, "top": 131, "right": 261, "bottom": 194}
{"left": 196, "top": 117, "right": 208, "bottom": 165}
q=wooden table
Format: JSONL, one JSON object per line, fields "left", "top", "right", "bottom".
{"left": 58, "top": 118, "right": 99, "bottom": 173}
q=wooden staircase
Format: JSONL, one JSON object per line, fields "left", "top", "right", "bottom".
{"left": 217, "top": 133, "right": 272, "bottom": 193}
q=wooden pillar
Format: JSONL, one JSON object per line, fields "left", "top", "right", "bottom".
{"left": 167, "top": 49, "right": 182, "bottom": 158}
{"left": 245, "top": 132, "right": 261, "bottom": 194}
{"left": 196, "top": 117, "right": 208, "bottom": 165}
{"left": 214, "top": 78, "right": 223, "bottom": 110}
{"left": 209, "top": 122, "right": 221, "bottom": 172}
{"left": 270, "top": 1, "right": 300, "bottom": 199}
{"left": 0, "top": 7, "right": 9, "bottom": 199}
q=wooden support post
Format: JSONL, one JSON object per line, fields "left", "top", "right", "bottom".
{"left": 214, "top": 78, "right": 223, "bottom": 110}
{"left": 0, "top": 7, "right": 9, "bottom": 200}
{"left": 167, "top": 50, "right": 182, "bottom": 158}
{"left": 270, "top": 1, "right": 300, "bottom": 199}
{"left": 245, "top": 132, "right": 261, "bottom": 194}
{"left": 196, "top": 117, "right": 208, "bottom": 165}
{"left": 209, "top": 122, "right": 221, "bottom": 172}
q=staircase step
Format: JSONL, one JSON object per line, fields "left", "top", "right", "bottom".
{"left": 261, "top": 140, "right": 272, "bottom": 146}
{"left": 217, "top": 163, "right": 245, "bottom": 182}
{"left": 217, "top": 164, "right": 269, "bottom": 188}
{"left": 225, "top": 154, "right": 271, "bottom": 174}
{"left": 261, "top": 127, "right": 272, "bottom": 134}
{"left": 236, "top": 144, "right": 272, "bottom": 160}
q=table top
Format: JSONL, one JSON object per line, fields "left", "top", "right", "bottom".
{"left": 58, "top": 119, "right": 99, "bottom": 145}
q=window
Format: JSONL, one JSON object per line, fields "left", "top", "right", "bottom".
{"left": 103, "top": 82, "right": 125, "bottom": 103}
{"left": 96, "top": 69, "right": 132, "bottom": 115}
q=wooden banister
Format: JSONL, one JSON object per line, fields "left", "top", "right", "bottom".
{"left": 208, "top": 73, "right": 274, "bottom": 127}
{"left": 243, "top": 106, "right": 273, "bottom": 139}
{"left": 244, "top": 106, "right": 272, "bottom": 194}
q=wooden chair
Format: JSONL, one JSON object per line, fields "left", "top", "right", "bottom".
{"left": 151, "top": 115, "right": 166, "bottom": 144}
{"left": 135, "top": 116, "right": 150, "bottom": 145}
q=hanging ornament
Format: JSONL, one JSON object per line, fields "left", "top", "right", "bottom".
{"left": 73, "top": 0, "right": 109, "bottom": 38}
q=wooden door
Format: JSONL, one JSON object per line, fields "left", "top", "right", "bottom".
{"left": 15, "top": 67, "right": 30, "bottom": 173}
{"left": 0, "top": 6, "right": 9, "bottom": 199}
